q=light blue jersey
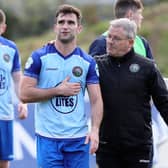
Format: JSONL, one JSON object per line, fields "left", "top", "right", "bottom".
{"left": 0, "top": 36, "right": 21, "bottom": 120}
{"left": 24, "top": 44, "right": 99, "bottom": 138}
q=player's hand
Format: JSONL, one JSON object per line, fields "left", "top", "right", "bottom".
{"left": 57, "top": 76, "right": 81, "bottom": 96}
{"left": 17, "top": 102, "right": 28, "bottom": 119}
{"left": 85, "top": 129, "right": 99, "bottom": 154}
{"left": 46, "top": 40, "right": 55, "bottom": 45}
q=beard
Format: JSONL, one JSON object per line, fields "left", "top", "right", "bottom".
{"left": 58, "top": 34, "right": 75, "bottom": 44}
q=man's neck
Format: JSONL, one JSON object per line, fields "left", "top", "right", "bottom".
{"left": 54, "top": 40, "right": 77, "bottom": 57}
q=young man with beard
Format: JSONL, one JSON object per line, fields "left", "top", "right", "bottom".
{"left": 20, "top": 4, "right": 103, "bottom": 168}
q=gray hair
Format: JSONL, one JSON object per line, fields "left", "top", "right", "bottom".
{"left": 109, "top": 18, "right": 137, "bottom": 39}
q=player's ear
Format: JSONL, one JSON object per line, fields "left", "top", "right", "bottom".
{"left": 128, "top": 38, "right": 134, "bottom": 47}
{"left": 0, "top": 23, "right": 7, "bottom": 34}
{"left": 77, "top": 25, "right": 83, "bottom": 34}
{"left": 125, "top": 9, "right": 133, "bottom": 20}
{"left": 53, "top": 23, "right": 57, "bottom": 33}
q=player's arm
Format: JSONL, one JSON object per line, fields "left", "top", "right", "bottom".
{"left": 12, "top": 71, "right": 22, "bottom": 98}
{"left": 19, "top": 76, "right": 81, "bottom": 103}
{"left": 85, "top": 83, "right": 103, "bottom": 154}
{"left": 12, "top": 71, "right": 28, "bottom": 119}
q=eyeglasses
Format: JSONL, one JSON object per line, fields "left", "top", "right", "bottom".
{"left": 107, "top": 35, "right": 129, "bottom": 42}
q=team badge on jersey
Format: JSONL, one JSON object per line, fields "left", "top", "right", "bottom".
{"left": 129, "top": 64, "right": 140, "bottom": 73}
{"left": 72, "top": 66, "right": 83, "bottom": 77}
{"left": 3, "top": 54, "right": 10, "bottom": 62}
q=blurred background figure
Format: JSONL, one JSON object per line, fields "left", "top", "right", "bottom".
{"left": 0, "top": 9, "right": 28, "bottom": 168}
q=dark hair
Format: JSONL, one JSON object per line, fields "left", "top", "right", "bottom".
{"left": 0, "top": 9, "right": 6, "bottom": 24}
{"left": 55, "top": 4, "right": 82, "bottom": 24}
{"left": 114, "top": 0, "right": 143, "bottom": 18}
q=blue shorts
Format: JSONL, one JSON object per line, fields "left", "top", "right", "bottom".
{"left": 0, "top": 120, "right": 14, "bottom": 160}
{"left": 36, "top": 134, "right": 89, "bottom": 168}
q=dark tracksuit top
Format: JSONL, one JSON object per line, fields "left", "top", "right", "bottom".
{"left": 94, "top": 49, "right": 168, "bottom": 149}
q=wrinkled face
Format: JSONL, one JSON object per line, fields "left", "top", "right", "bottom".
{"left": 106, "top": 26, "right": 134, "bottom": 57}
{"left": 54, "top": 13, "right": 82, "bottom": 44}
{"left": 129, "top": 9, "right": 143, "bottom": 29}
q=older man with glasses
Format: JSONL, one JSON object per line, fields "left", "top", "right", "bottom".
{"left": 94, "top": 18, "right": 168, "bottom": 168}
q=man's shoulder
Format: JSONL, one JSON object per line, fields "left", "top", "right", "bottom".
{"left": 0, "top": 36, "right": 17, "bottom": 49}
{"left": 94, "top": 35, "right": 106, "bottom": 42}
{"left": 32, "top": 44, "right": 53, "bottom": 56}
{"left": 137, "top": 35, "right": 149, "bottom": 45}
{"left": 76, "top": 47, "right": 95, "bottom": 62}
{"left": 90, "top": 35, "right": 106, "bottom": 47}
{"left": 134, "top": 52, "right": 155, "bottom": 65}
{"left": 94, "top": 54, "right": 109, "bottom": 61}
{"left": 88, "top": 34, "right": 107, "bottom": 56}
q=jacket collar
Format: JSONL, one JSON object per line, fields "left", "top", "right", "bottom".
{"left": 109, "top": 48, "right": 134, "bottom": 63}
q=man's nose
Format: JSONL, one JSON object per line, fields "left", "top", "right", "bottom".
{"left": 107, "top": 38, "right": 114, "bottom": 44}
{"left": 62, "top": 22, "right": 69, "bottom": 28}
